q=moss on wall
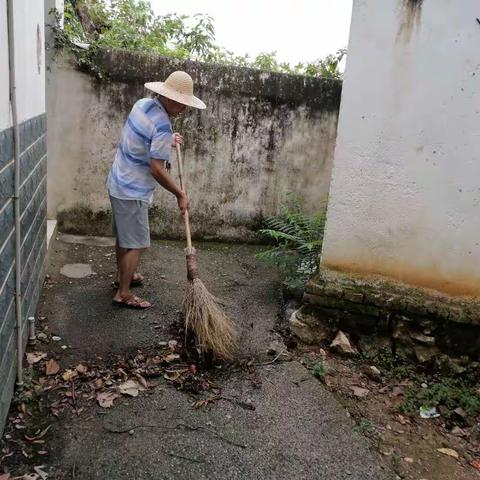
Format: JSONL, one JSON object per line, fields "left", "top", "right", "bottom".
{"left": 95, "top": 49, "right": 342, "bottom": 114}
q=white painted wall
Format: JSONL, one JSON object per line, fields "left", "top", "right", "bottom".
{"left": 0, "top": 0, "right": 11, "bottom": 131}
{"left": 0, "top": 0, "right": 46, "bottom": 131}
{"left": 322, "top": 0, "right": 480, "bottom": 296}
{"left": 12, "top": 0, "right": 46, "bottom": 122}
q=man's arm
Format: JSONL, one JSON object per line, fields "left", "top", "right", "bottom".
{"left": 150, "top": 159, "right": 189, "bottom": 214}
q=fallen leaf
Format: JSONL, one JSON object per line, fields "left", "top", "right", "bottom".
{"left": 164, "top": 371, "right": 182, "bottom": 381}
{"left": 437, "top": 448, "right": 459, "bottom": 459}
{"left": 96, "top": 392, "right": 119, "bottom": 408}
{"left": 25, "top": 425, "right": 51, "bottom": 442}
{"left": 470, "top": 459, "right": 480, "bottom": 470}
{"left": 33, "top": 465, "right": 48, "bottom": 480}
{"left": 135, "top": 374, "right": 149, "bottom": 389}
{"left": 451, "top": 426, "right": 466, "bottom": 437}
{"left": 76, "top": 364, "right": 88, "bottom": 374}
{"left": 350, "top": 386, "right": 369, "bottom": 398}
{"left": 45, "top": 359, "right": 60, "bottom": 376}
{"left": 26, "top": 352, "right": 47, "bottom": 366}
{"left": 0, "top": 473, "right": 10, "bottom": 480}
{"left": 94, "top": 378, "right": 103, "bottom": 389}
{"left": 62, "top": 369, "right": 78, "bottom": 381}
{"left": 118, "top": 379, "right": 145, "bottom": 397}
{"left": 397, "top": 414, "right": 410, "bottom": 425}
{"left": 163, "top": 353, "right": 180, "bottom": 363}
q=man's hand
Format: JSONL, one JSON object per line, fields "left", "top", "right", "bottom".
{"left": 177, "top": 192, "right": 189, "bottom": 214}
{"left": 172, "top": 132, "right": 184, "bottom": 147}
{"left": 150, "top": 159, "right": 188, "bottom": 211}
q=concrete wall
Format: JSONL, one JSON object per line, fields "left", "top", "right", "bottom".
{"left": 321, "top": 0, "right": 480, "bottom": 296}
{"left": 0, "top": 0, "right": 47, "bottom": 432}
{"left": 47, "top": 50, "right": 341, "bottom": 241}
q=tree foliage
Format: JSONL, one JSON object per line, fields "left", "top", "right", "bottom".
{"left": 55, "top": 0, "right": 345, "bottom": 79}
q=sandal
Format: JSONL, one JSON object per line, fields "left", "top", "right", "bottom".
{"left": 112, "top": 295, "right": 152, "bottom": 310}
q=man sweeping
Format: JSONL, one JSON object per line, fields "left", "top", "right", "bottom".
{"left": 107, "top": 71, "right": 206, "bottom": 309}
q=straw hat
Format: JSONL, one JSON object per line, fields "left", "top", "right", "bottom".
{"left": 145, "top": 71, "right": 206, "bottom": 109}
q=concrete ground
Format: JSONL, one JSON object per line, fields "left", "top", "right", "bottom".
{"left": 31, "top": 234, "right": 395, "bottom": 479}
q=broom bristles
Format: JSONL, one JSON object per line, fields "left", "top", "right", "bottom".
{"left": 183, "top": 278, "right": 237, "bottom": 360}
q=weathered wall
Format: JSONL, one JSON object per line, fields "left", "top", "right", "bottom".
{"left": 322, "top": 0, "right": 480, "bottom": 296}
{"left": 47, "top": 49, "right": 341, "bottom": 241}
{"left": 0, "top": 0, "right": 47, "bottom": 432}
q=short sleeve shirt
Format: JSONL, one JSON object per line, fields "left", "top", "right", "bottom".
{"left": 107, "top": 98, "right": 172, "bottom": 203}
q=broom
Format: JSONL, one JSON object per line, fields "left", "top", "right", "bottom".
{"left": 175, "top": 144, "right": 237, "bottom": 360}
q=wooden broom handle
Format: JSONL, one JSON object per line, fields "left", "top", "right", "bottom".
{"left": 175, "top": 144, "right": 193, "bottom": 251}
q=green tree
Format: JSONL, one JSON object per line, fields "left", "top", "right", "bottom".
{"left": 57, "top": 0, "right": 346, "bottom": 79}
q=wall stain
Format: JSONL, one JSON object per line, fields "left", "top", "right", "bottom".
{"left": 322, "top": 256, "right": 480, "bottom": 298}
{"left": 397, "top": 0, "right": 423, "bottom": 43}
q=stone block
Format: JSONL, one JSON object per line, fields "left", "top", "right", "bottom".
{"left": 343, "top": 289, "right": 364, "bottom": 303}
{"left": 414, "top": 345, "right": 440, "bottom": 364}
{"left": 384, "top": 295, "right": 402, "bottom": 310}
{"left": 364, "top": 292, "right": 386, "bottom": 307}
{"left": 289, "top": 307, "right": 331, "bottom": 345}
{"left": 303, "top": 268, "right": 480, "bottom": 357}
{"left": 410, "top": 331, "right": 435, "bottom": 345}
{"left": 323, "top": 285, "right": 344, "bottom": 299}
{"left": 303, "top": 293, "right": 344, "bottom": 309}
{"left": 330, "top": 331, "right": 356, "bottom": 356}
{"left": 304, "top": 280, "right": 325, "bottom": 296}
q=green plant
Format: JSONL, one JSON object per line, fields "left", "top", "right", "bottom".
{"left": 361, "top": 346, "right": 414, "bottom": 380}
{"left": 399, "top": 378, "right": 480, "bottom": 419}
{"left": 55, "top": 0, "right": 346, "bottom": 79}
{"left": 302, "top": 49, "right": 346, "bottom": 80}
{"left": 352, "top": 419, "right": 376, "bottom": 435}
{"left": 311, "top": 361, "right": 330, "bottom": 379}
{"left": 256, "top": 195, "right": 326, "bottom": 291}
{"left": 391, "top": 450, "right": 401, "bottom": 471}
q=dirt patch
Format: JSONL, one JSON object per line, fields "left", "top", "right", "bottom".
{"left": 295, "top": 343, "right": 480, "bottom": 480}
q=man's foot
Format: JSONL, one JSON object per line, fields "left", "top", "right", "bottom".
{"left": 113, "top": 272, "right": 144, "bottom": 288}
{"left": 112, "top": 294, "right": 152, "bottom": 309}
{"left": 132, "top": 272, "right": 144, "bottom": 283}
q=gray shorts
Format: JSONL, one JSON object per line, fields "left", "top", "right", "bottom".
{"left": 110, "top": 195, "right": 151, "bottom": 249}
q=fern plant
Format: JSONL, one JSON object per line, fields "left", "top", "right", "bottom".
{"left": 256, "top": 195, "right": 326, "bottom": 291}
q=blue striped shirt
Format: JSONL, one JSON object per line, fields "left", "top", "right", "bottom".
{"left": 107, "top": 98, "right": 173, "bottom": 203}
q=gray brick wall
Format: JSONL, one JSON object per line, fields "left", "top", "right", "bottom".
{"left": 0, "top": 113, "right": 47, "bottom": 433}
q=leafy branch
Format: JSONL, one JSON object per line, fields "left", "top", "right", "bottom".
{"left": 54, "top": 0, "right": 346, "bottom": 79}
